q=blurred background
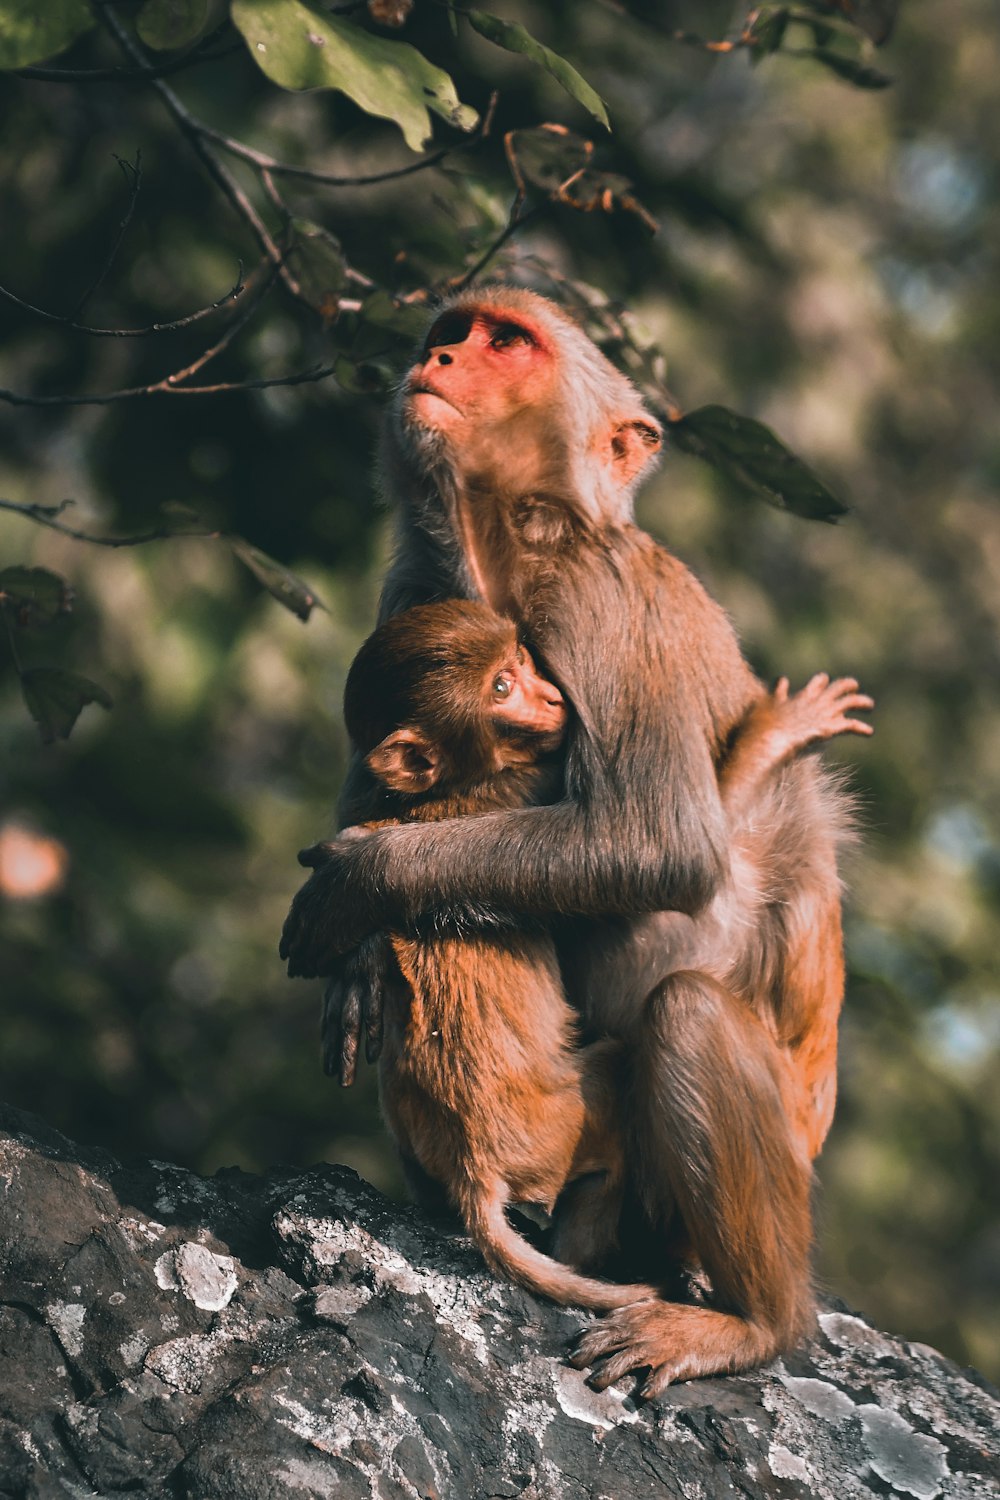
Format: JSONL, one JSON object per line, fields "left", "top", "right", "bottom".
{"left": 1, "top": 0, "right": 998, "bottom": 1380}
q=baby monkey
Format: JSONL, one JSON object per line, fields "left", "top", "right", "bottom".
{"left": 343, "top": 601, "right": 872, "bottom": 1310}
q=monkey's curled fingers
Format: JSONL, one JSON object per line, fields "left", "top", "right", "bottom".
{"left": 569, "top": 1301, "right": 736, "bottom": 1400}
{"left": 792, "top": 674, "right": 874, "bottom": 741}
{"left": 280, "top": 829, "right": 391, "bottom": 978}
{"left": 322, "top": 965, "right": 360, "bottom": 1086}
{"left": 761, "top": 674, "right": 873, "bottom": 762}
{"left": 321, "top": 934, "right": 393, "bottom": 1086}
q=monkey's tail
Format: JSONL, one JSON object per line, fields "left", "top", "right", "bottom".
{"left": 465, "top": 1185, "right": 657, "bottom": 1312}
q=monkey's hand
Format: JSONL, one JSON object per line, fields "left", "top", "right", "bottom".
{"left": 321, "top": 932, "right": 395, "bottom": 1086}
{"left": 280, "top": 828, "right": 395, "bottom": 978}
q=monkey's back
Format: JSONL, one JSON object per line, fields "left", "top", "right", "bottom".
{"left": 381, "top": 927, "right": 589, "bottom": 1211}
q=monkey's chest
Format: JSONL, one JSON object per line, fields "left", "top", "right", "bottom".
{"left": 382, "top": 931, "right": 583, "bottom": 1174}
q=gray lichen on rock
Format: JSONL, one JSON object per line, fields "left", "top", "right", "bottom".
{"left": 0, "top": 1102, "right": 997, "bottom": 1499}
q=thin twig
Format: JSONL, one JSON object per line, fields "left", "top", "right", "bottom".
{"left": 0, "top": 363, "right": 342, "bottom": 407}
{"left": 95, "top": 3, "right": 290, "bottom": 286}
{"left": 449, "top": 202, "right": 540, "bottom": 293}
{"left": 16, "top": 20, "right": 239, "bottom": 83}
{"left": 0, "top": 497, "right": 221, "bottom": 548}
{"left": 196, "top": 90, "right": 499, "bottom": 189}
{"left": 160, "top": 259, "right": 281, "bottom": 386}
{"left": 69, "top": 151, "right": 142, "bottom": 320}
{"left": 17, "top": 52, "right": 237, "bottom": 83}
{"left": 0, "top": 264, "right": 247, "bottom": 339}
{"left": 0, "top": 255, "right": 359, "bottom": 406}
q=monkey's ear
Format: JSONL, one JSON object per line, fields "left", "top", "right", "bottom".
{"left": 610, "top": 418, "right": 662, "bottom": 485}
{"left": 366, "top": 728, "right": 440, "bottom": 793}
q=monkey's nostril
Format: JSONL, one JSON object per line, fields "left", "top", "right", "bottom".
{"left": 438, "top": 352, "right": 453, "bottom": 366}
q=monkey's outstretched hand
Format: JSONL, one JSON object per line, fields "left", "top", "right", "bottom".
{"left": 280, "top": 831, "right": 393, "bottom": 977}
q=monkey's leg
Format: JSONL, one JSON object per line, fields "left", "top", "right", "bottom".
{"left": 552, "top": 1039, "right": 629, "bottom": 1274}
{"left": 570, "top": 970, "right": 814, "bottom": 1393}
{"left": 398, "top": 1152, "right": 460, "bottom": 1225}
{"left": 779, "top": 881, "right": 845, "bottom": 1160}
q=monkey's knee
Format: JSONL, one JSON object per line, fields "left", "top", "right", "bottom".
{"left": 639, "top": 969, "right": 801, "bottom": 1124}
{"left": 642, "top": 968, "right": 740, "bottom": 1040}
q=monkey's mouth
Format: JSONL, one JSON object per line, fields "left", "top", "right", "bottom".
{"left": 405, "top": 382, "right": 462, "bottom": 420}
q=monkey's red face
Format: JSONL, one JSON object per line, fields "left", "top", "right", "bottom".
{"left": 403, "top": 307, "right": 559, "bottom": 481}
{"left": 488, "top": 643, "right": 566, "bottom": 754}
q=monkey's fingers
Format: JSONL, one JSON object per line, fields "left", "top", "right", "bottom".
{"left": 338, "top": 989, "right": 361, "bottom": 1088}
{"left": 321, "top": 977, "right": 345, "bottom": 1078}
{"left": 569, "top": 1323, "right": 658, "bottom": 1394}
{"left": 824, "top": 686, "right": 874, "bottom": 737}
{"left": 831, "top": 689, "right": 874, "bottom": 713}
{"left": 363, "top": 983, "right": 384, "bottom": 1066}
{"left": 801, "top": 672, "right": 831, "bottom": 698}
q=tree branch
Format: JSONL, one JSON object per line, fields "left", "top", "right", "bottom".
{"left": 95, "top": 3, "right": 290, "bottom": 289}
{"left": 0, "top": 363, "right": 342, "bottom": 408}
{"left": 449, "top": 201, "right": 540, "bottom": 293}
{"left": 16, "top": 47, "right": 242, "bottom": 84}
{"left": 69, "top": 151, "right": 142, "bottom": 321}
{"left": 195, "top": 91, "right": 498, "bottom": 189}
{"left": 0, "top": 497, "right": 221, "bottom": 548}
{"left": 0, "top": 266, "right": 247, "bottom": 338}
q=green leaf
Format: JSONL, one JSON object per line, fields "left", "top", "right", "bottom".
{"left": 288, "top": 219, "right": 347, "bottom": 318}
{"left": 806, "top": 47, "right": 892, "bottom": 88}
{"left": 333, "top": 354, "right": 394, "bottom": 396}
{"left": 807, "top": 0, "right": 898, "bottom": 45}
{"left": 21, "top": 667, "right": 112, "bottom": 743}
{"left": 668, "top": 405, "right": 848, "bottom": 522}
{"left": 231, "top": 0, "right": 478, "bottom": 153}
{"left": 467, "top": 10, "right": 609, "bottom": 130}
{"left": 505, "top": 125, "right": 592, "bottom": 195}
{"left": 230, "top": 537, "right": 324, "bottom": 621}
{"left": 0, "top": 0, "right": 93, "bottom": 69}
{"left": 747, "top": 7, "right": 789, "bottom": 61}
{"left": 359, "top": 289, "right": 430, "bottom": 340}
{"left": 136, "top": 0, "right": 214, "bottom": 51}
{"left": 0, "top": 566, "right": 74, "bottom": 627}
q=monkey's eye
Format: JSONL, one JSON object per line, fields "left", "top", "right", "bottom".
{"left": 424, "top": 312, "right": 470, "bottom": 353}
{"left": 489, "top": 323, "right": 532, "bottom": 350}
{"left": 493, "top": 672, "right": 514, "bottom": 698}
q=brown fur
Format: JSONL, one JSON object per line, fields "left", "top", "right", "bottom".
{"left": 342, "top": 602, "right": 870, "bottom": 1328}
{"left": 344, "top": 600, "right": 655, "bottom": 1311}
{"left": 282, "top": 289, "right": 872, "bottom": 1390}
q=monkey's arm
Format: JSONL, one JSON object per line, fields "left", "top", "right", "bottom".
{"left": 718, "top": 674, "right": 874, "bottom": 824}
{"left": 284, "top": 538, "right": 734, "bottom": 979}
{"left": 282, "top": 721, "right": 729, "bottom": 978}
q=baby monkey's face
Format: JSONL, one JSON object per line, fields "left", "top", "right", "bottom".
{"left": 355, "top": 603, "right": 569, "bottom": 798}
{"left": 486, "top": 641, "right": 566, "bottom": 755}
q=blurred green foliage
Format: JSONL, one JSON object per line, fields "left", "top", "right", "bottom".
{"left": 0, "top": 0, "right": 997, "bottom": 1380}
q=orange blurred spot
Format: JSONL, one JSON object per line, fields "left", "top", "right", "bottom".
{"left": 0, "top": 824, "right": 69, "bottom": 900}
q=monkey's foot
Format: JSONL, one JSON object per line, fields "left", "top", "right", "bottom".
{"left": 568, "top": 1300, "right": 774, "bottom": 1396}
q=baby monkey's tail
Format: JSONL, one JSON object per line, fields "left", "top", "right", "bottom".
{"left": 466, "top": 1184, "right": 657, "bottom": 1312}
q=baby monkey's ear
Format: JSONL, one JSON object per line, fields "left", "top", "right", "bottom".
{"left": 366, "top": 727, "right": 440, "bottom": 793}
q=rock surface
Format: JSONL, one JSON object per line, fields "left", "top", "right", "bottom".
{"left": 0, "top": 1102, "right": 997, "bottom": 1500}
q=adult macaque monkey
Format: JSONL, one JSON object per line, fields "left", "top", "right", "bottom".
{"left": 281, "top": 287, "right": 863, "bottom": 1392}
{"left": 347, "top": 598, "right": 870, "bottom": 1317}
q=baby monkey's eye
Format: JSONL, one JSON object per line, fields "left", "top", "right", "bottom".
{"left": 493, "top": 672, "right": 514, "bottom": 698}
{"left": 489, "top": 324, "right": 531, "bottom": 350}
